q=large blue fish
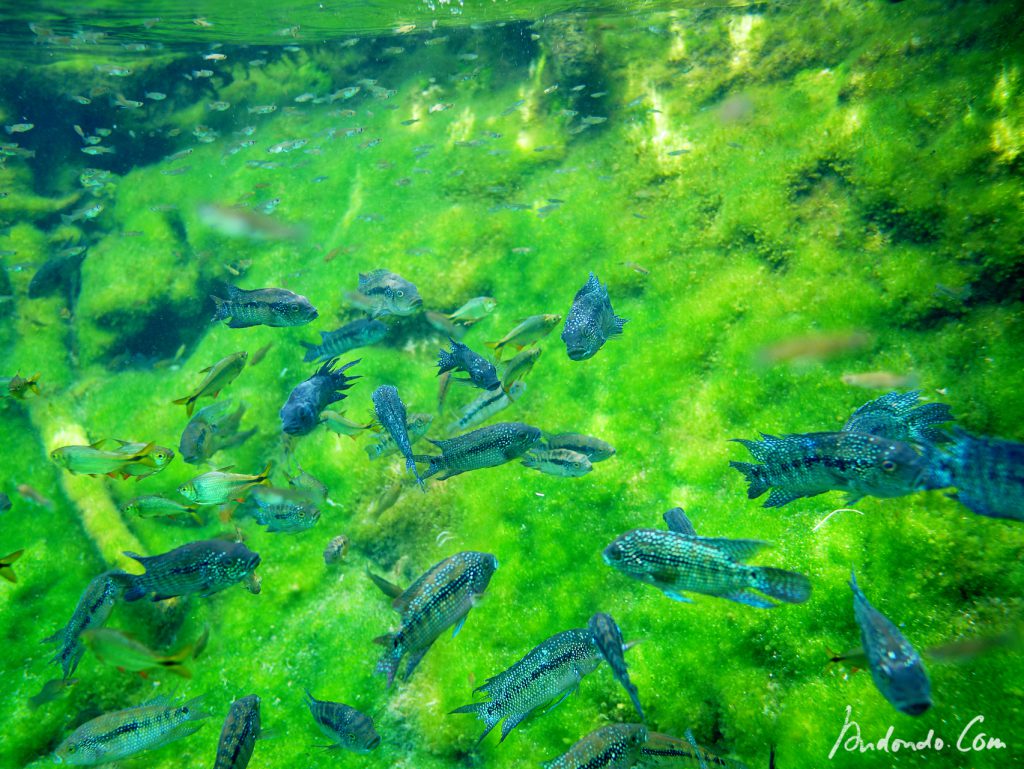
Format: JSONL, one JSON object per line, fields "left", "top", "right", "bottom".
{"left": 118, "top": 540, "right": 260, "bottom": 602}
{"left": 849, "top": 569, "right": 931, "bottom": 716}
{"left": 279, "top": 358, "right": 360, "bottom": 436}
{"left": 561, "top": 272, "right": 626, "bottom": 361}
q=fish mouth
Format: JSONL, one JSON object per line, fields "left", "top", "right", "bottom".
{"left": 899, "top": 700, "right": 932, "bottom": 716}
{"left": 566, "top": 347, "right": 594, "bottom": 361}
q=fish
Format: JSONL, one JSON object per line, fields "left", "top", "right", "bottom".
{"left": 425, "top": 310, "right": 468, "bottom": 340}
{"left": 933, "top": 429, "right": 1024, "bottom": 521}
{"left": 44, "top": 571, "right": 125, "bottom": 679}
{"left": 437, "top": 338, "right": 500, "bottom": 391}
{"left": 286, "top": 466, "right": 328, "bottom": 504}
{"left": 4, "top": 371, "right": 41, "bottom": 398}
{"left": 107, "top": 440, "right": 175, "bottom": 480}
{"left": 299, "top": 318, "right": 387, "bottom": 363}
{"left": 448, "top": 296, "right": 497, "bottom": 324}
{"left": 238, "top": 487, "right": 321, "bottom": 533}
{"left": 543, "top": 432, "right": 616, "bottom": 462}
{"left": 346, "top": 269, "right": 421, "bottom": 318}
{"left": 81, "top": 628, "right": 198, "bottom": 678}
{"left": 414, "top": 422, "right": 541, "bottom": 481}
{"left": 500, "top": 347, "right": 541, "bottom": 391}
{"left": 117, "top": 539, "right": 261, "bottom": 602}
{"left": 323, "top": 535, "right": 350, "bottom": 565}
{"left": 843, "top": 390, "right": 953, "bottom": 445}
{"left": 451, "top": 628, "right": 605, "bottom": 743}
{"left": 53, "top": 695, "right": 209, "bottom": 764}
{"left": 173, "top": 351, "right": 248, "bottom": 416}
{"left": 178, "top": 463, "right": 272, "bottom": 505}
{"left": 60, "top": 201, "right": 105, "bottom": 225}
{"left": 374, "top": 551, "right": 499, "bottom": 686}
{"left": 5, "top": 123, "right": 34, "bottom": 133}
{"left": 81, "top": 145, "right": 115, "bottom": 155}
{"left": 542, "top": 723, "right": 648, "bottom": 769}
{"left": 449, "top": 381, "right": 525, "bottom": 433}
{"left": 758, "top": 332, "right": 872, "bottom": 365}
{"left": 280, "top": 358, "right": 361, "bottom": 436}
{"left": 522, "top": 448, "right": 592, "bottom": 477}
{"left": 841, "top": 371, "right": 919, "bottom": 389}
{"left": 198, "top": 204, "right": 304, "bottom": 241}
{"left": 121, "top": 495, "right": 201, "bottom": 523}
{"left": 637, "top": 731, "right": 747, "bottom": 767}
{"left": 211, "top": 284, "right": 318, "bottom": 328}
{"left": 214, "top": 694, "right": 263, "bottom": 769}
{"left": 180, "top": 400, "right": 256, "bottom": 465}
{"left": 29, "top": 249, "right": 88, "bottom": 298}
{"left": 51, "top": 441, "right": 159, "bottom": 478}
{"left": 249, "top": 342, "right": 273, "bottom": 366}
{"left": 485, "top": 314, "right": 561, "bottom": 361}
{"left": 321, "top": 409, "right": 374, "bottom": 438}
{"left": 366, "top": 482, "right": 402, "bottom": 517}
{"left": 0, "top": 548, "right": 24, "bottom": 583}
{"left": 588, "top": 613, "right": 643, "bottom": 721}
{"left": 305, "top": 690, "right": 380, "bottom": 752}
{"left": 603, "top": 508, "right": 811, "bottom": 608}
{"left": 365, "top": 412, "right": 432, "bottom": 459}
{"left": 849, "top": 569, "right": 931, "bottom": 715}
{"left": 28, "top": 678, "right": 78, "bottom": 709}
{"left": 730, "top": 431, "right": 936, "bottom": 507}
{"left": 562, "top": 272, "right": 627, "bottom": 361}
{"left": 372, "top": 385, "right": 424, "bottom": 487}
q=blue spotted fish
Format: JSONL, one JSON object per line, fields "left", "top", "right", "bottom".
{"left": 280, "top": 358, "right": 360, "bottom": 436}
{"left": 371, "top": 384, "right": 423, "bottom": 488}
{"left": 932, "top": 429, "right": 1024, "bottom": 522}
{"left": 730, "top": 431, "right": 935, "bottom": 507}
{"left": 373, "top": 551, "right": 498, "bottom": 686}
{"left": 542, "top": 723, "right": 648, "bottom": 769}
{"left": 849, "top": 569, "right": 931, "bottom": 716}
{"left": 603, "top": 508, "right": 811, "bottom": 608}
{"left": 451, "top": 628, "right": 605, "bottom": 743}
{"left": 588, "top": 612, "right": 644, "bottom": 721}
{"left": 561, "top": 272, "right": 626, "bottom": 361}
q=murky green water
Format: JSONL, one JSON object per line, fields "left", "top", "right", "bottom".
{"left": 2, "top": 1, "right": 1023, "bottom": 768}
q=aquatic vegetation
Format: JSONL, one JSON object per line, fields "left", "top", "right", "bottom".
{"left": 1, "top": 2, "right": 1023, "bottom": 769}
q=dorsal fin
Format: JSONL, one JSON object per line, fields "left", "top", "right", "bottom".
{"left": 663, "top": 507, "right": 696, "bottom": 535}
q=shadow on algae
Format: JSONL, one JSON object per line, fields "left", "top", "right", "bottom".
{"left": 1, "top": 1, "right": 1023, "bottom": 768}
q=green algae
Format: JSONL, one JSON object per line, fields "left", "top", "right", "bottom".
{"left": 2, "top": 2, "right": 1024, "bottom": 768}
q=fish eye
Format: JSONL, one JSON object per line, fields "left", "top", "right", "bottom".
{"left": 397, "top": 290, "right": 404, "bottom": 297}
{"left": 882, "top": 460, "right": 896, "bottom": 472}
{"left": 68, "top": 746, "right": 77, "bottom": 753}
{"left": 573, "top": 462, "right": 581, "bottom": 469}
{"left": 181, "top": 706, "right": 189, "bottom": 714}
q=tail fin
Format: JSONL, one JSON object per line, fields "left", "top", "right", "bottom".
{"left": 729, "top": 461, "right": 769, "bottom": 499}
{"left": 298, "top": 341, "right": 319, "bottom": 363}
{"left": 210, "top": 295, "right": 229, "bottom": 322}
{"left": 437, "top": 348, "right": 457, "bottom": 374}
{"left": 612, "top": 315, "right": 627, "bottom": 336}
{"left": 373, "top": 636, "right": 402, "bottom": 687}
{"left": 755, "top": 567, "right": 812, "bottom": 604}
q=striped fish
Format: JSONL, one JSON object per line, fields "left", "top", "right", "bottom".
{"left": 305, "top": 690, "right": 380, "bottom": 752}
{"left": 638, "top": 730, "right": 749, "bottom": 768}
{"left": 374, "top": 551, "right": 498, "bottom": 686}
{"left": 935, "top": 429, "right": 1024, "bottom": 521}
{"left": 214, "top": 695, "right": 262, "bottom": 769}
{"left": 299, "top": 318, "right": 387, "bottom": 363}
{"left": 603, "top": 508, "right": 811, "bottom": 609}
{"left": 448, "top": 381, "right": 525, "bottom": 433}
{"left": 542, "top": 723, "right": 647, "bottom": 769}
{"left": 44, "top": 571, "right": 124, "bottom": 680}
{"left": 451, "top": 628, "right": 603, "bottom": 742}
{"left": 414, "top": 422, "right": 541, "bottom": 481}
{"left": 53, "top": 695, "right": 208, "bottom": 764}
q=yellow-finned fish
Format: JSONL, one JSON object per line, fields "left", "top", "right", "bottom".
{"left": 174, "top": 351, "right": 248, "bottom": 416}
{"left": 51, "top": 442, "right": 158, "bottom": 477}
{"left": 1, "top": 549, "right": 24, "bottom": 583}
{"left": 82, "top": 628, "right": 203, "bottom": 678}
{"left": 485, "top": 314, "right": 561, "bottom": 361}
{"left": 178, "top": 463, "right": 272, "bottom": 505}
